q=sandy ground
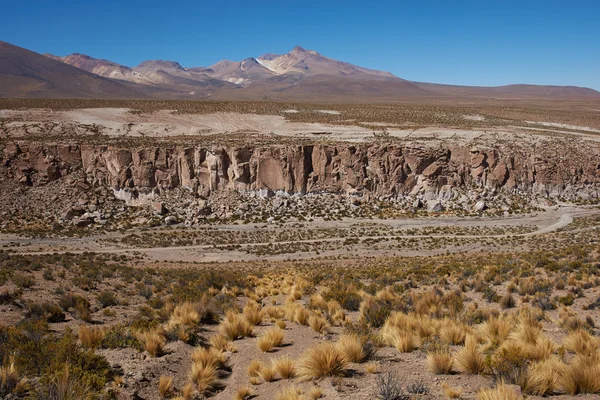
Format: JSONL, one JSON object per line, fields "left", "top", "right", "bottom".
{"left": 3, "top": 108, "right": 600, "bottom": 144}
{"left": 3, "top": 205, "right": 598, "bottom": 262}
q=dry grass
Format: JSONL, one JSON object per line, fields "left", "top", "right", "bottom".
{"left": 477, "top": 382, "right": 523, "bottom": 400}
{"left": 272, "top": 356, "right": 296, "bottom": 379}
{"left": 234, "top": 385, "right": 254, "bottom": 400}
{"left": 181, "top": 383, "right": 195, "bottom": 400}
{"left": 558, "top": 353, "right": 600, "bottom": 394}
{"left": 276, "top": 319, "right": 287, "bottom": 329}
{"left": 257, "top": 362, "right": 277, "bottom": 382}
{"left": 247, "top": 359, "right": 263, "bottom": 378}
{"left": 256, "top": 327, "right": 285, "bottom": 352}
{"left": 308, "top": 314, "right": 330, "bottom": 334}
{"left": 336, "top": 334, "right": 365, "bottom": 363}
{"left": 478, "top": 316, "right": 513, "bottom": 351}
{"left": 78, "top": 325, "right": 105, "bottom": 348}
{"left": 191, "top": 347, "right": 226, "bottom": 370}
{"left": 190, "top": 362, "right": 217, "bottom": 393}
{"left": 220, "top": 311, "right": 254, "bottom": 340}
{"left": 298, "top": 342, "right": 347, "bottom": 380}
{"left": 136, "top": 330, "right": 166, "bottom": 357}
{"left": 168, "top": 301, "right": 200, "bottom": 327}
{"left": 0, "top": 358, "right": 27, "bottom": 397}
{"left": 439, "top": 320, "right": 467, "bottom": 345}
{"left": 209, "top": 334, "right": 235, "bottom": 352}
{"left": 563, "top": 329, "right": 599, "bottom": 356}
{"left": 427, "top": 350, "right": 453, "bottom": 374}
{"left": 364, "top": 361, "right": 378, "bottom": 374}
{"left": 384, "top": 329, "right": 418, "bottom": 353}
{"left": 243, "top": 303, "right": 264, "bottom": 326}
{"left": 523, "top": 357, "right": 562, "bottom": 396}
{"left": 442, "top": 383, "right": 462, "bottom": 399}
{"left": 158, "top": 375, "right": 173, "bottom": 398}
{"left": 307, "top": 386, "right": 324, "bottom": 399}
{"left": 275, "top": 385, "right": 303, "bottom": 400}
{"left": 454, "top": 335, "right": 485, "bottom": 374}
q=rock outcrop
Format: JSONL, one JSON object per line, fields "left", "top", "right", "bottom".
{"left": 2, "top": 141, "right": 600, "bottom": 201}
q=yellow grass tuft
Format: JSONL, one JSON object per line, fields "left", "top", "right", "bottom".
{"left": 383, "top": 328, "right": 418, "bottom": 353}
{"left": 297, "top": 342, "right": 347, "bottom": 380}
{"left": 427, "top": 350, "right": 453, "bottom": 374}
{"left": 478, "top": 316, "right": 513, "bottom": 351}
{"left": 276, "top": 319, "right": 287, "bottom": 329}
{"left": 294, "top": 307, "right": 310, "bottom": 325}
{"left": 439, "top": 319, "right": 467, "bottom": 345}
{"left": 168, "top": 301, "right": 200, "bottom": 327}
{"left": 256, "top": 327, "right": 285, "bottom": 352}
{"left": 234, "top": 385, "right": 254, "bottom": 400}
{"left": 191, "top": 346, "right": 226, "bottom": 370}
{"left": 220, "top": 311, "right": 253, "bottom": 340}
{"left": 181, "top": 382, "right": 195, "bottom": 400}
{"left": 442, "top": 383, "right": 462, "bottom": 399}
{"left": 524, "top": 357, "right": 562, "bottom": 396}
{"left": 209, "top": 334, "right": 234, "bottom": 352}
{"left": 308, "top": 314, "right": 329, "bottom": 334}
{"left": 190, "top": 362, "right": 217, "bottom": 393}
{"left": 558, "top": 353, "right": 600, "bottom": 394}
{"left": 0, "top": 357, "right": 27, "bottom": 397}
{"left": 364, "top": 361, "right": 378, "bottom": 374}
{"left": 78, "top": 325, "right": 105, "bottom": 348}
{"left": 272, "top": 356, "right": 296, "bottom": 379}
{"left": 247, "top": 359, "right": 263, "bottom": 378}
{"left": 336, "top": 334, "right": 365, "bottom": 363}
{"left": 137, "top": 329, "right": 166, "bottom": 357}
{"left": 563, "top": 329, "right": 599, "bottom": 356}
{"left": 257, "top": 362, "right": 277, "bottom": 382}
{"left": 275, "top": 385, "right": 303, "bottom": 400}
{"left": 477, "top": 382, "right": 523, "bottom": 400}
{"left": 307, "top": 386, "right": 324, "bottom": 399}
{"left": 243, "top": 303, "right": 265, "bottom": 326}
{"left": 158, "top": 375, "right": 173, "bottom": 398}
{"left": 454, "top": 335, "right": 485, "bottom": 374}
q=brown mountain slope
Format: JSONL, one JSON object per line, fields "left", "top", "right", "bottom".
{"left": 44, "top": 53, "right": 154, "bottom": 85}
{"left": 255, "top": 46, "right": 399, "bottom": 80}
{"left": 0, "top": 41, "right": 148, "bottom": 99}
{"left": 213, "top": 73, "right": 431, "bottom": 102}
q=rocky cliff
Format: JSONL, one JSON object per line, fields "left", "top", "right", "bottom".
{"left": 2, "top": 141, "right": 599, "bottom": 202}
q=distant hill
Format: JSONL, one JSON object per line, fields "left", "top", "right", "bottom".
{"left": 1, "top": 40, "right": 598, "bottom": 101}
{"left": 414, "top": 82, "right": 600, "bottom": 99}
{"left": 0, "top": 41, "right": 147, "bottom": 99}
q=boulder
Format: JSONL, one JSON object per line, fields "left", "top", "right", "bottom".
{"left": 474, "top": 201, "right": 487, "bottom": 212}
{"left": 427, "top": 200, "right": 444, "bottom": 212}
{"left": 152, "top": 202, "right": 167, "bottom": 215}
{"left": 164, "top": 216, "right": 178, "bottom": 225}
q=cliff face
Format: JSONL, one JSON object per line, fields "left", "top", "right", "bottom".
{"left": 2, "top": 141, "right": 600, "bottom": 200}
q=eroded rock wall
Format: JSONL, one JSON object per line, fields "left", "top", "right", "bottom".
{"left": 2, "top": 141, "right": 600, "bottom": 200}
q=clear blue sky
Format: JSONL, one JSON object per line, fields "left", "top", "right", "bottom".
{"left": 2, "top": 0, "right": 599, "bottom": 89}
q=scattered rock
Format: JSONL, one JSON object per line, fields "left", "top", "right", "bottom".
{"left": 152, "top": 202, "right": 167, "bottom": 215}
{"left": 474, "top": 200, "right": 487, "bottom": 212}
{"left": 164, "top": 216, "right": 178, "bottom": 225}
{"left": 426, "top": 200, "right": 444, "bottom": 213}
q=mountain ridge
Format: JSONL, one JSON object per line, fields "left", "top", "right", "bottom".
{"left": 1, "top": 40, "right": 598, "bottom": 100}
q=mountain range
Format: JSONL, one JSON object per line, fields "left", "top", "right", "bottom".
{"left": 1, "top": 40, "right": 599, "bottom": 101}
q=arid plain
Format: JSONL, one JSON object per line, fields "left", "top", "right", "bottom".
{"left": 1, "top": 98, "right": 600, "bottom": 400}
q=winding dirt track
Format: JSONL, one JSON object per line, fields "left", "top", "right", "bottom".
{"left": 3, "top": 206, "right": 598, "bottom": 261}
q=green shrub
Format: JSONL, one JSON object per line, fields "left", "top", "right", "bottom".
{"left": 97, "top": 290, "right": 118, "bottom": 308}
{"left": 12, "top": 273, "right": 35, "bottom": 289}
{"left": 360, "top": 298, "right": 392, "bottom": 328}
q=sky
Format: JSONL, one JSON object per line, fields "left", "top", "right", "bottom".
{"left": 2, "top": 0, "right": 599, "bottom": 90}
